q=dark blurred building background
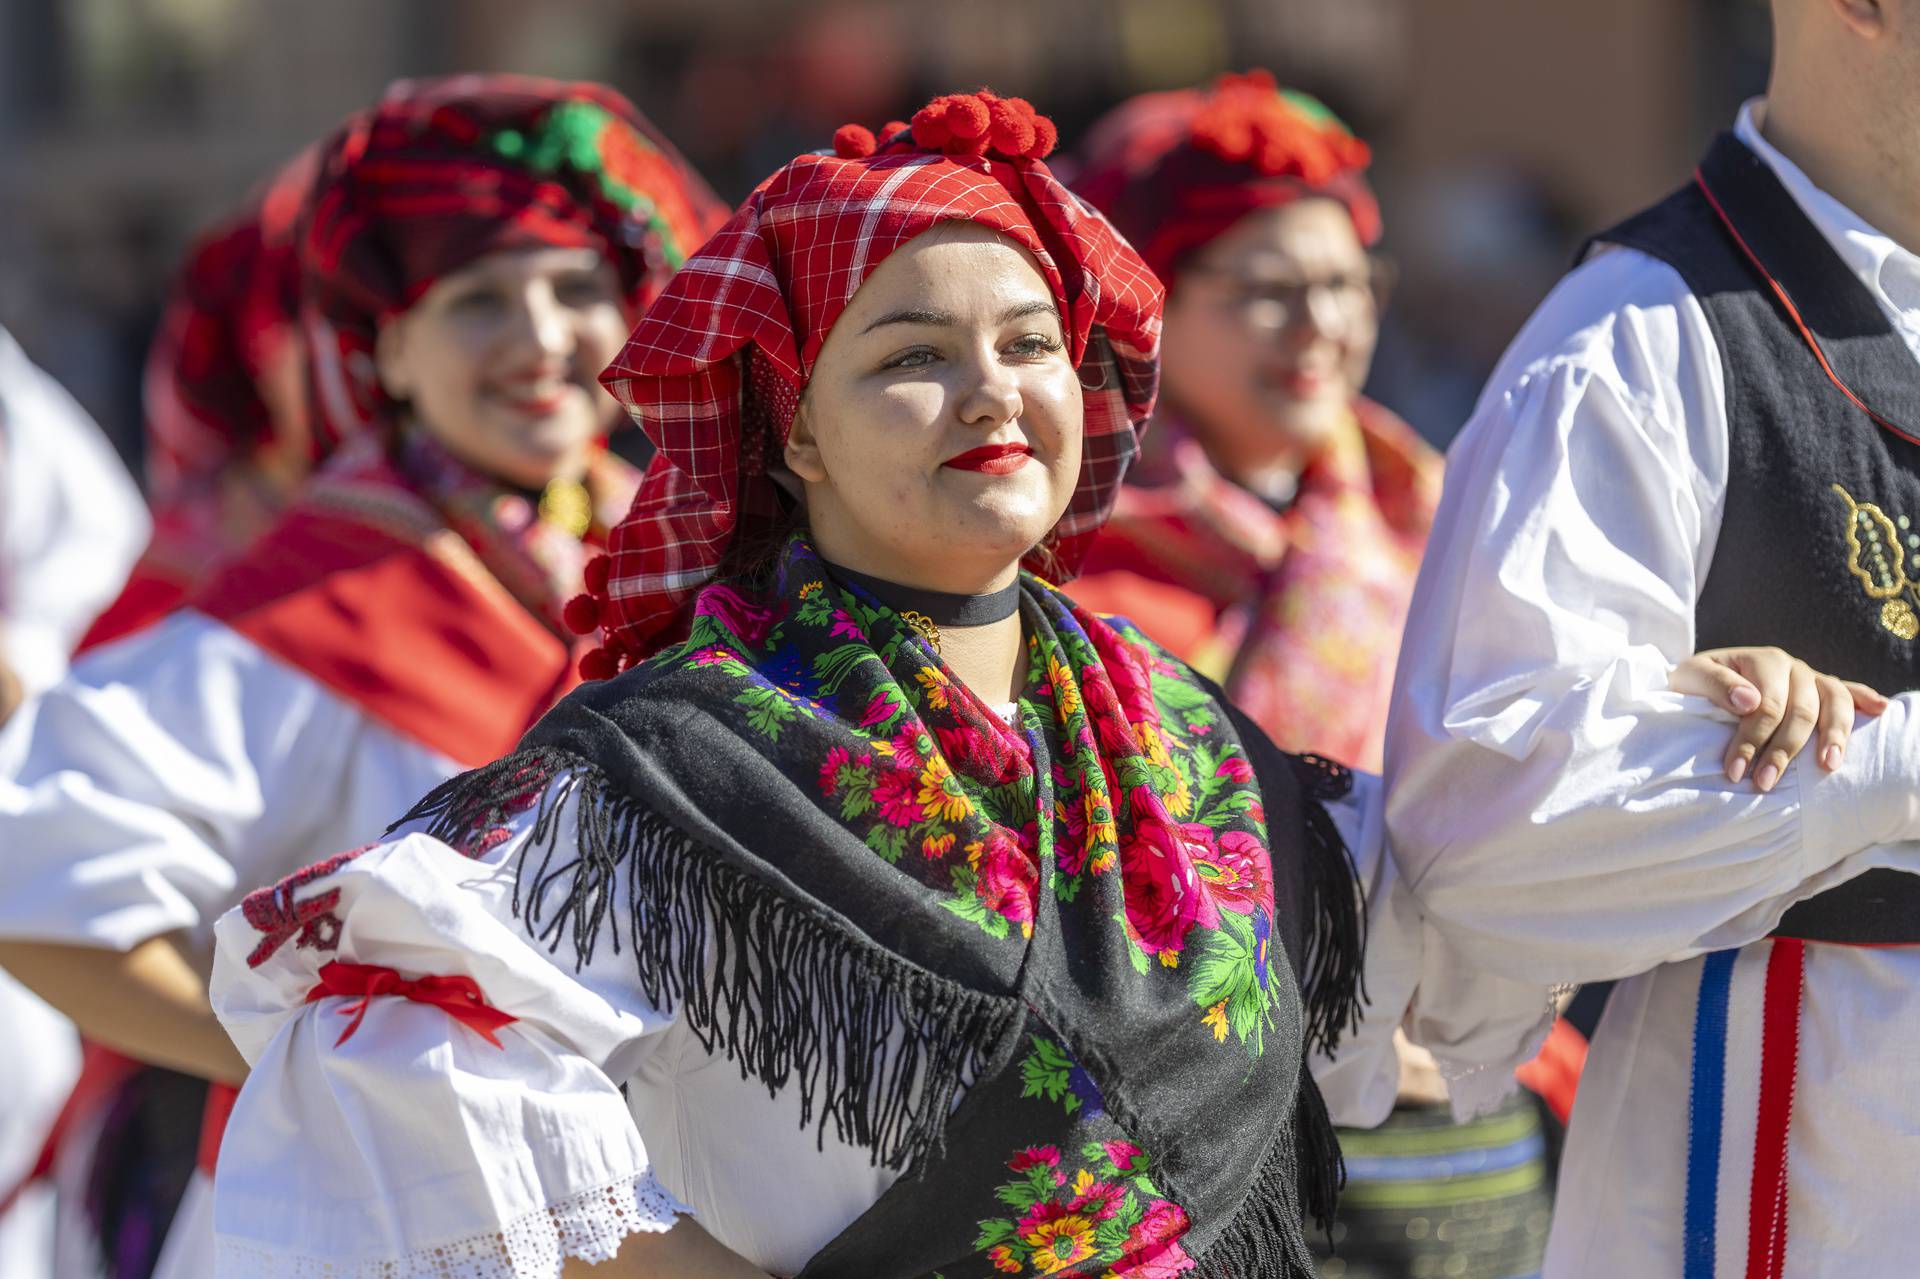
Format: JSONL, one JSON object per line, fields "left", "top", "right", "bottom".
{"left": 0, "top": 0, "right": 1771, "bottom": 470}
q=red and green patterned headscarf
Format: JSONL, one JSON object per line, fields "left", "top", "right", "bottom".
{"left": 572, "top": 90, "right": 1164, "bottom": 673}
{"left": 1068, "top": 70, "right": 1380, "bottom": 287}
{"left": 299, "top": 74, "right": 728, "bottom": 450}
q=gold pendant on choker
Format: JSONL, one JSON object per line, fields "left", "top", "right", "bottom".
{"left": 900, "top": 609, "right": 942, "bottom": 653}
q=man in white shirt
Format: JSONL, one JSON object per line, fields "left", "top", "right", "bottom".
{"left": 1386, "top": 1, "right": 1920, "bottom": 1274}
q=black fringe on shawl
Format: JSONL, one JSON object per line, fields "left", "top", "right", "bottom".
{"left": 1192, "top": 1072, "right": 1346, "bottom": 1279}
{"left": 1289, "top": 753, "right": 1368, "bottom": 1061}
{"left": 392, "top": 747, "right": 1020, "bottom": 1176}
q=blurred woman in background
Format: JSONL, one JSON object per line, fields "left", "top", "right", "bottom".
{"left": 1068, "top": 73, "right": 1551, "bottom": 1279}
{"left": 0, "top": 75, "right": 723, "bottom": 1279}
{"left": 77, "top": 145, "right": 321, "bottom": 650}
{"left": 1068, "top": 72, "right": 1435, "bottom": 775}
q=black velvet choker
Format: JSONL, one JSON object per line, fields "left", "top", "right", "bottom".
{"left": 825, "top": 562, "right": 1021, "bottom": 651}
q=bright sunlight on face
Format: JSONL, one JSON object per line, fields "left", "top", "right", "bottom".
{"left": 374, "top": 246, "right": 630, "bottom": 491}
{"left": 784, "top": 223, "right": 1083, "bottom": 593}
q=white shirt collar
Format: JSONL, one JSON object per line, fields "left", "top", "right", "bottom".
{"left": 1735, "top": 97, "right": 1920, "bottom": 339}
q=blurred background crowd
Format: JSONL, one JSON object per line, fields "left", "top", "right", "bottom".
{"left": 3, "top": 0, "right": 1768, "bottom": 467}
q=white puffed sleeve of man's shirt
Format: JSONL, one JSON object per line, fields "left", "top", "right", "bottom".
{"left": 1311, "top": 770, "right": 1556, "bottom": 1125}
{"left": 209, "top": 779, "right": 691, "bottom": 1279}
{"left": 0, "top": 328, "right": 149, "bottom": 696}
{"left": 1384, "top": 248, "right": 1920, "bottom": 1001}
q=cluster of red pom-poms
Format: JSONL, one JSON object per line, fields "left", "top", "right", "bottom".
{"left": 564, "top": 554, "right": 635, "bottom": 680}
{"left": 831, "top": 91, "right": 1057, "bottom": 164}
{"left": 1188, "top": 70, "right": 1369, "bottom": 186}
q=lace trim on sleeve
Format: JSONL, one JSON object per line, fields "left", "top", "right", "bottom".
{"left": 212, "top": 1168, "right": 691, "bottom": 1279}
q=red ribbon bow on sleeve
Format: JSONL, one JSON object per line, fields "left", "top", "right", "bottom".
{"left": 303, "top": 960, "right": 518, "bottom": 1048}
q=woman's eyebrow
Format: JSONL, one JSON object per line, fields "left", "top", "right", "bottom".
{"left": 998, "top": 300, "right": 1062, "bottom": 326}
{"left": 862, "top": 300, "right": 1060, "bottom": 334}
{"left": 863, "top": 306, "right": 956, "bottom": 333}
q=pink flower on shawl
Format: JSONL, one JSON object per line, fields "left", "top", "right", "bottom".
{"left": 1111, "top": 1202, "right": 1195, "bottom": 1277}
{"left": 871, "top": 766, "right": 925, "bottom": 827}
{"left": 976, "top": 828, "right": 1038, "bottom": 926}
{"left": 1008, "top": 1144, "right": 1062, "bottom": 1172}
{"left": 1067, "top": 1172, "right": 1128, "bottom": 1221}
{"left": 890, "top": 725, "right": 930, "bottom": 768}
{"left": 1101, "top": 1140, "right": 1144, "bottom": 1172}
{"left": 1057, "top": 794, "right": 1088, "bottom": 876}
{"left": 829, "top": 608, "right": 867, "bottom": 641}
{"left": 860, "top": 688, "right": 902, "bottom": 729}
{"left": 1119, "top": 808, "right": 1217, "bottom": 957}
{"left": 1085, "top": 625, "right": 1162, "bottom": 728}
{"left": 1214, "top": 754, "right": 1254, "bottom": 784}
{"left": 1191, "top": 829, "right": 1273, "bottom": 916}
{"left": 694, "top": 582, "right": 783, "bottom": 647}
{"left": 1082, "top": 675, "right": 1142, "bottom": 756}
{"left": 818, "top": 746, "right": 852, "bottom": 796}
{"left": 937, "top": 719, "right": 1023, "bottom": 784}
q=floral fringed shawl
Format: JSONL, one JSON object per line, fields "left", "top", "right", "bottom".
{"left": 401, "top": 534, "right": 1364, "bottom": 1278}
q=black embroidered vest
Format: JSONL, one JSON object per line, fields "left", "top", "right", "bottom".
{"left": 1593, "top": 133, "right": 1920, "bottom": 941}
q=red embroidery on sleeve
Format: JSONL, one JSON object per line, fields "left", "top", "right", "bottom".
{"left": 239, "top": 845, "right": 372, "bottom": 967}
{"left": 303, "top": 960, "right": 518, "bottom": 1047}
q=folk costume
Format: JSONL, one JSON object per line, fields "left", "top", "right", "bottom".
{"left": 0, "top": 327, "right": 146, "bottom": 1278}
{"left": 79, "top": 143, "right": 322, "bottom": 651}
{"left": 198, "top": 92, "right": 1531, "bottom": 1279}
{"left": 1387, "top": 99, "right": 1920, "bottom": 1276}
{"left": 1066, "top": 76, "right": 1555, "bottom": 1279}
{"left": 1066, "top": 73, "right": 1440, "bottom": 775}
{"left": 0, "top": 75, "right": 722, "bottom": 1279}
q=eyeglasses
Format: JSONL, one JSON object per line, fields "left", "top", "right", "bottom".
{"left": 1178, "top": 256, "right": 1394, "bottom": 335}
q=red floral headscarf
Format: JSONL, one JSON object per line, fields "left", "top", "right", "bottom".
{"left": 143, "top": 142, "right": 322, "bottom": 525}
{"left": 1068, "top": 70, "right": 1379, "bottom": 286}
{"left": 570, "top": 91, "right": 1165, "bottom": 675}
{"left": 298, "top": 73, "right": 728, "bottom": 450}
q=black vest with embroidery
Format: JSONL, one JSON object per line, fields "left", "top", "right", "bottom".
{"left": 1593, "top": 133, "right": 1920, "bottom": 942}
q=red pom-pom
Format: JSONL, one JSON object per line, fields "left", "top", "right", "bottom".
{"left": 909, "top": 92, "right": 1059, "bottom": 162}
{"left": 562, "top": 592, "right": 602, "bottom": 636}
{"left": 945, "top": 95, "right": 990, "bottom": 141}
{"left": 1029, "top": 115, "right": 1058, "bottom": 160}
{"left": 987, "top": 98, "right": 1037, "bottom": 158}
{"left": 833, "top": 124, "right": 876, "bottom": 159}
{"left": 583, "top": 554, "right": 611, "bottom": 595}
{"left": 578, "top": 647, "right": 620, "bottom": 682}
{"left": 880, "top": 120, "right": 909, "bottom": 140}
{"left": 912, "top": 98, "right": 954, "bottom": 150}
{"left": 1188, "top": 71, "right": 1369, "bottom": 187}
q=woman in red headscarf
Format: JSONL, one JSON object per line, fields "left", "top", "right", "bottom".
{"left": 1068, "top": 72, "right": 1437, "bottom": 775}
{"left": 182, "top": 90, "right": 1570, "bottom": 1279}
{"left": 0, "top": 75, "right": 723, "bottom": 1279}
{"left": 78, "top": 143, "right": 322, "bottom": 650}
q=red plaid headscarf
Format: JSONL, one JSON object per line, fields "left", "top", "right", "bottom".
{"left": 299, "top": 74, "right": 727, "bottom": 449}
{"left": 144, "top": 143, "right": 321, "bottom": 523}
{"left": 1068, "top": 71, "right": 1380, "bottom": 287}
{"left": 575, "top": 91, "right": 1164, "bottom": 674}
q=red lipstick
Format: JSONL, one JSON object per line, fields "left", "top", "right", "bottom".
{"left": 943, "top": 442, "right": 1033, "bottom": 475}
